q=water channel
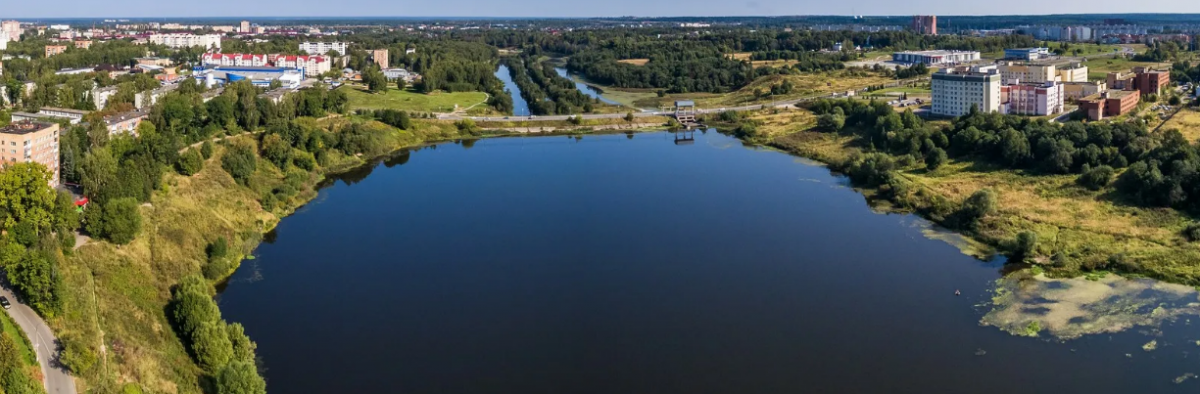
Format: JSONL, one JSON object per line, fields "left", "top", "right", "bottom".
{"left": 554, "top": 67, "right": 621, "bottom": 105}
{"left": 494, "top": 64, "right": 530, "bottom": 116}
{"left": 219, "top": 131, "right": 1200, "bottom": 394}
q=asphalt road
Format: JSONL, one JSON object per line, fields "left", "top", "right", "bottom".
{"left": 0, "top": 282, "right": 77, "bottom": 394}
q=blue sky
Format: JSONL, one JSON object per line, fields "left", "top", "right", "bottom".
{"left": 3, "top": 0, "right": 1199, "bottom": 18}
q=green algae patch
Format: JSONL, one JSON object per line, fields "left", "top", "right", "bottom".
{"left": 981, "top": 272, "right": 1200, "bottom": 340}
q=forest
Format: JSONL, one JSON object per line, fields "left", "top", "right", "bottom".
{"left": 502, "top": 56, "right": 596, "bottom": 115}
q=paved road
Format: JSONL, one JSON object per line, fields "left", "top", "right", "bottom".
{"left": 0, "top": 283, "right": 76, "bottom": 394}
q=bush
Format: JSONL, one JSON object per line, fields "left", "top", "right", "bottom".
{"left": 216, "top": 361, "right": 267, "bottom": 394}
{"left": 1076, "top": 165, "right": 1115, "bottom": 190}
{"left": 221, "top": 144, "right": 258, "bottom": 185}
{"left": 1184, "top": 223, "right": 1200, "bottom": 242}
{"left": 200, "top": 141, "right": 214, "bottom": 159}
{"left": 192, "top": 321, "right": 234, "bottom": 373}
{"left": 958, "top": 189, "right": 997, "bottom": 229}
{"left": 60, "top": 336, "right": 98, "bottom": 374}
{"left": 1013, "top": 231, "right": 1038, "bottom": 260}
{"left": 85, "top": 198, "right": 142, "bottom": 244}
{"left": 176, "top": 149, "right": 204, "bottom": 176}
{"left": 924, "top": 147, "right": 947, "bottom": 170}
{"left": 1168, "top": 95, "right": 1182, "bottom": 106}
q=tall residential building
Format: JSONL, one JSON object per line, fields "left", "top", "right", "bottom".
{"left": 370, "top": 49, "right": 389, "bottom": 69}
{"left": 299, "top": 41, "right": 348, "bottom": 56}
{"left": 1001, "top": 81, "right": 1064, "bottom": 116}
{"left": 1, "top": 20, "right": 20, "bottom": 42}
{"left": 0, "top": 32, "right": 7, "bottom": 50}
{"left": 931, "top": 65, "right": 1002, "bottom": 117}
{"left": 240, "top": 20, "right": 251, "bottom": 33}
{"left": 149, "top": 33, "right": 222, "bottom": 50}
{"left": 997, "top": 62, "right": 1059, "bottom": 84}
{"left": 912, "top": 15, "right": 937, "bottom": 35}
{"left": 0, "top": 121, "right": 61, "bottom": 187}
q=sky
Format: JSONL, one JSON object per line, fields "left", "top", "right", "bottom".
{"left": 2, "top": 0, "right": 1199, "bottom": 18}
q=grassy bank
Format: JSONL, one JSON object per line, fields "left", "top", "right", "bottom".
{"left": 343, "top": 86, "right": 489, "bottom": 113}
{"left": 51, "top": 118, "right": 473, "bottom": 393}
{"left": 0, "top": 310, "right": 37, "bottom": 367}
{"left": 732, "top": 107, "right": 1200, "bottom": 284}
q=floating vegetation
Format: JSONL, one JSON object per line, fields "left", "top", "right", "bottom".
{"left": 1143, "top": 340, "right": 1158, "bottom": 352}
{"left": 1174, "top": 373, "right": 1196, "bottom": 384}
{"left": 982, "top": 272, "right": 1200, "bottom": 340}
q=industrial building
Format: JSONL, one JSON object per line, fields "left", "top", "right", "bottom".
{"left": 1003, "top": 48, "right": 1052, "bottom": 61}
{"left": 1000, "top": 81, "right": 1064, "bottom": 116}
{"left": 1078, "top": 90, "right": 1139, "bottom": 121}
{"left": 149, "top": 33, "right": 222, "bottom": 50}
{"left": 931, "top": 65, "right": 1002, "bottom": 117}
{"left": 892, "top": 50, "right": 980, "bottom": 65}
{"left": 0, "top": 120, "right": 61, "bottom": 187}
{"left": 299, "top": 41, "right": 348, "bottom": 56}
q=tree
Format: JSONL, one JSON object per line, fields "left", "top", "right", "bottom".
{"left": 0, "top": 163, "right": 57, "bottom": 231}
{"left": 260, "top": 134, "right": 291, "bottom": 169}
{"left": 925, "top": 147, "right": 948, "bottom": 170}
{"left": 221, "top": 144, "right": 258, "bottom": 185}
{"left": 1169, "top": 95, "right": 1182, "bottom": 106}
{"left": 201, "top": 141, "right": 215, "bottom": 159}
{"left": 1077, "top": 165, "right": 1115, "bottom": 190}
{"left": 176, "top": 149, "right": 204, "bottom": 176}
{"left": 396, "top": 78, "right": 407, "bottom": 91}
{"left": 226, "top": 322, "right": 257, "bottom": 363}
{"left": 81, "top": 148, "right": 119, "bottom": 203}
{"left": 362, "top": 67, "right": 388, "bottom": 93}
{"left": 60, "top": 336, "right": 98, "bottom": 374}
{"left": 817, "top": 113, "right": 845, "bottom": 132}
{"left": 958, "top": 189, "right": 997, "bottom": 228}
{"left": 92, "top": 198, "right": 141, "bottom": 244}
{"left": 216, "top": 361, "right": 266, "bottom": 394}
{"left": 1013, "top": 231, "right": 1038, "bottom": 260}
{"left": 624, "top": 112, "right": 635, "bottom": 122}
{"left": 192, "top": 321, "right": 234, "bottom": 373}
{"left": 53, "top": 190, "right": 80, "bottom": 232}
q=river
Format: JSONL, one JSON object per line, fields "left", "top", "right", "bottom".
{"left": 495, "top": 64, "right": 530, "bottom": 116}
{"left": 554, "top": 67, "right": 621, "bottom": 105}
{"left": 219, "top": 131, "right": 1200, "bottom": 394}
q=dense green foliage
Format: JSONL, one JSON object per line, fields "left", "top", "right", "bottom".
{"left": 0, "top": 164, "right": 75, "bottom": 317}
{"left": 170, "top": 276, "right": 264, "bottom": 386}
{"left": 503, "top": 57, "right": 597, "bottom": 115}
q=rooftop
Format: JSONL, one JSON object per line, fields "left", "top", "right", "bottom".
{"left": 39, "top": 106, "right": 89, "bottom": 115}
{"left": 894, "top": 50, "right": 980, "bottom": 55}
{"left": 1081, "top": 90, "right": 1136, "bottom": 101}
{"left": 104, "top": 109, "right": 149, "bottom": 125}
{"left": 0, "top": 120, "right": 56, "bottom": 135}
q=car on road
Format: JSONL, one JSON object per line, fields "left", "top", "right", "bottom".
{"left": 0, "top": 297, "right": 10, "bottom": 309}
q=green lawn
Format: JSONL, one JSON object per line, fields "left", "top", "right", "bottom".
{"left": 0, "top": 310, "right": 37, "bottom": 366}
{"left": 1083, "top": 57, "right": 1169, "bottom": 81}
{"left": 872, "top": 86, "right": 932, "bottom": 95}
{"left": 343, "top": 87, "right": 489, "bottom": 113}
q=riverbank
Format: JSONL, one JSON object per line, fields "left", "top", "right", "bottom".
{"left": 724, "top": 107, "right": 1200, "bottom": 285}
{"left": 46, "top": 117, "right": 505, "bottom": 393}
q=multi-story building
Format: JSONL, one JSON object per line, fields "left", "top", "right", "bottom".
{"left": 1003, "top": 48, "right": 1051, "bottom": 61}
{"left": 202, "top": 53, "right": 271, "bottom": 67}
{"left": 91, "top": 86, "right": 119, "bottom": 110}
{"left": 371, "top": 49, "right": 389, "bottom": 69}
{"left": 104, "top": 110, "right": 149, "bottom": 136}
{"left": 1, "top": 21, "right": 20, "bottom": 42}
{"left": 892, "top": 50, "right": 980, "bottom": 65}
{"left": 1133, "top": 67, "right": 1170, "bottom": 96}
{"left": 997, "top": 62, "right": 1059, "bottom": 84}
{"left": 1057, "top": 63, "right": 1088, "bottom": 83}
{"left": 1000, "top": 81, "right": 1064, "bottom": 116}
{"left": 299, "top": 41, "right": 348, "bottom": 56}
{"left": 73, "top": 40, "right": 92, "bottom": 49}
{"left": 931, "top": 65, "right": 1002, "bottom": 117}
{"left": 37, "top": 107, "right": 87, "bottom": 124}
{"left": 1078, "top": 90, "right": 1140, "bottom": 121}
{"left": 44, "top": 45, "right": 67, "bottom": 57}
{"left": 1107, "top": 71, "right": 1136, "bottom": 91}
{"left": 1061, "top": 81, "right": 1107, "bottom": 101}
{"left": 149, "top": 33, "right": 222, "bottom": 50}
{"left": 271, "top": 54, "right": 331, "bottom": 77}
{"left": 912, "top": 15, "right": 937, "bottom": 35}
{"left": 202, "top": 53, "right": 331, "bottom": 77}
{"left": 0, "top": 121, "right": 61, "bottom": 187}
{"left": 240, "top": 20, "right": 251, "bottom": 33}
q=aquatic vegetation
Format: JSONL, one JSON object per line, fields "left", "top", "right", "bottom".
{"left": 1143, "top": 340, "right": 1158, "bottom": 351}
{"left": 1174, "top": 373, "right": 1195, "bottom": 384}
{"left": 982, "top": 273, "right": 1200, "bottom": 340}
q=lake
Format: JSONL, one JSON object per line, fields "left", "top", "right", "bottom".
{"left": 219, "top": 131, "right": 1200, "bottom": 394}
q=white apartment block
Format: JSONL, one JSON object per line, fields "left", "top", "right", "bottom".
{"left": 271, "top": 55, "right": 331, "bottom": 77}
{"left": 1001, "top": 81, "right": 1064, "bottom": 116}
{"left": 997, "top": 62, "right": 1059, "bottom": 84}
{"left": 149, "top": 33, "right": 222, "bottom": 50}
{"left": 1057, "top": 63, "right": 1088, "bottom": 83}
{"left": 931, "top": 65, "right": 1002, "bottom": 117}
{"left": 299, "top": 41, "right": 348, "bottom": 56}
{"left": 892, "top": 50, "right": 981, "bottom": 65}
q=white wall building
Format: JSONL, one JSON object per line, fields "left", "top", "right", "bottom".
{"left": 931, "top": 65, "right": 1002, "bottom": 117}
{"left": 892, "top": 50, "right": 981, "bottom": 65}
{"left": 91, "top": 86, "right": 119, "bottom": 110}
{"left": 997, "top": 62, "right": 1059, "bottom": 84}
{"left": 1001, "top": 81, "right": 1064, "bottom": 116}
{"left": 299, "top": 41, "right": 348, "bottom": 56}
{"left": 271, "top": 54, "right": 332, "bottom": 77}
{"left": 149, "top": 33, "right": 222, "bottom": 50}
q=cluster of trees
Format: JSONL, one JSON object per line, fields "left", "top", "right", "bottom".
{"left": 747, "top": 51, "right": 848, "bottom": 72}
{"left": 1133, "top": 40, "right": 1184, "bottom": 62}
{"left": 169, "top": 275, "right": 265, "bottom": 394}
{"left": 565, "top": 41, "right": 753, "bottom": 93}
{"left": 0, "top": 164, "right": 78, "bottom": 317}
{"left": 1170, "top": 60, "right": 1200, "bottom": 86}
{"left": 893, "top": 63, "right": 930, "bottom": 80}
{"left": 503, "top": 57, "right": 596, "bottom": 115}
{"left": 0, "top": 327, "right": 44, "bottom": 394}
{"left": 356, "top": 109, "right": 413, "bottom": 130}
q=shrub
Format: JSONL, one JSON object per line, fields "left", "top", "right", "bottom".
{"left": 957, "top": 189, "right": 997, "bottom": 229}
{"left": 924, "top": 147, "right": 947, "bottom": 170}
{"left": 216, "top": 361, "right": 267, "bottom": 394}
{"left": 86, "top": 198, "right": 142, "bottom": 244}
{"left": 1184, "top": 224, "right": 1200, "bottom": 242}
{"left": 60, "top": 336, "right": 98, "bottom": 374}
{"left": 221, "top": 144, "right": 258, "bottom": 185}
{"left": 1076, "top": 165, "right": 1115, "bottom": 190}
{"left": 1013, "top": 231, "right": 1038, "bottom": 259}
{"left": 200, "top": 141, "right": 214, "bottom": 159}
{"left": 192, "top": 321, "right": 234, "bottom": 373}
{"left": 176, "top": 149, "right": 204, "bottom": 176}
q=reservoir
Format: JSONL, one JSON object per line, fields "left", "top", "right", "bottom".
{"left": 495, "top": 64, "right": 531, "bottom": 116}
{"left": 219, "top": 131, "right": 1200, "bottom": 394}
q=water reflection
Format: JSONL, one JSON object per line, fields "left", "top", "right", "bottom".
{"left": 554, "top": 67, "right": 620, "bottom": 105}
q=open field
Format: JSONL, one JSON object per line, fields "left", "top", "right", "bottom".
{"left": 727, "top": 52, "right": 753, "bottom": 61}
{"left": 741, "top": 107, "right": 1200, "bottom": 283}
{"left": 617, "top": 58, "right": 649, "bottom": 66}
{"left": 343, "top": 87, "right": 489, "bottom": 113}
{"left": 1082, "top": 57, "right": 1169, "bottom": 81}
{"left": 1159, "top": 107, "right": 1200, "bottom": 142}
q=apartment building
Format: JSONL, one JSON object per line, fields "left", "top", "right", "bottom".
{"left": 149, "top": 33, "right": 222, "bottom": 50}
{"left": 0, "top": 32, "right": 8, "bottom": 50}
{"left": 371, "top": 49, "right": 389, "bottom": 69}
{"left": 892, "top": 50, "right": 980, "bottom": 65}
{"left": 202, "top": 53, "right": 332, "bottom": 77}
{"left": 1078, "top": 90, "right": 1140, "bottom": 121}
{"left": 1, "top": 21, "right": 20, "bottom": 42}
{"left": 299, "top": 41, "right": 348, "bottom": 56}
{"left": 92, "top": 85, "right": 119, "bottom": 110}
{"left": 240, "top": 20, "right": 251, "bottom": 33}
{"left": 912, "top": 15, "right": 937, "bottom": 35}
{"left": 1057, "top": 63, "right": 1088, "bottom": 83}
{"left": 1061, "top": 81, "right": 1107, "bottom": 101}
{"left": 0, "top": 121, "right": 61, "bottom": 187}
{"left": 1133, "top": 67, "right": 1170, "bottom": 96}
{"left": 997, "top": 62, "right": 1059, "bottom": 84}
{"left": 104, "top": 110, "right": 149, "bottom": 136}
{"left": 271, "top": 54, "right": 331, "bottom": 77}
{"left": 1000, "top": 81, "right": 1064, "bottom": 116}
{"left": 44, "top": 45, "right": 67, "bottom": 57}
{"left": 73, "top": 40, "right": 92, "bottom": 49}
{"left": 931, "top": 65, "right": 1002, "bottom": 117}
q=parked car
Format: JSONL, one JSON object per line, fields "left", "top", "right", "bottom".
{"left": 1, "top": 297, "right": 10, "bottom": 310}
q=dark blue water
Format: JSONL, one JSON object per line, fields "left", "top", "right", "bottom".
{"left": 495, "top": 64, "right": 530, "bottom": 116}
{"left": 554, "top": 67, "right": 620, "bottom": 105}
{"left": 219, "top": 132, "right": 1200, "bottom": 394}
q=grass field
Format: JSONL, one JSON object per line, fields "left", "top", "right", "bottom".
{"left": 0, "top": 310, "right": 37, "bottom": 366}
{"left": 743, "top": 107, "right": 1200, "bottom": 284}
{"left": 617, "top": 58, "right": 649, "bottom": 66}
{"left": 871, "top": 85, "right": 932, "bottom": 95}
{"left": 343, "top": 87, "right": 489, "bottom": 113}
{"left": 1082, "top": 57, "right": 1169, "bottom": 81}
{"left": 1159, "top": 107, "right": 1200, "bottom": 142}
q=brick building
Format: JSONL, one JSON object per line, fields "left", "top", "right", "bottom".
{"left": 1078, "top": 90, "right": 1140, "bottom": 121}
{"left": 912, "top": 15, "right": 937, "bottom": 35}
{"left": 0, "top": 121, "right": 61, "bottom": 187}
